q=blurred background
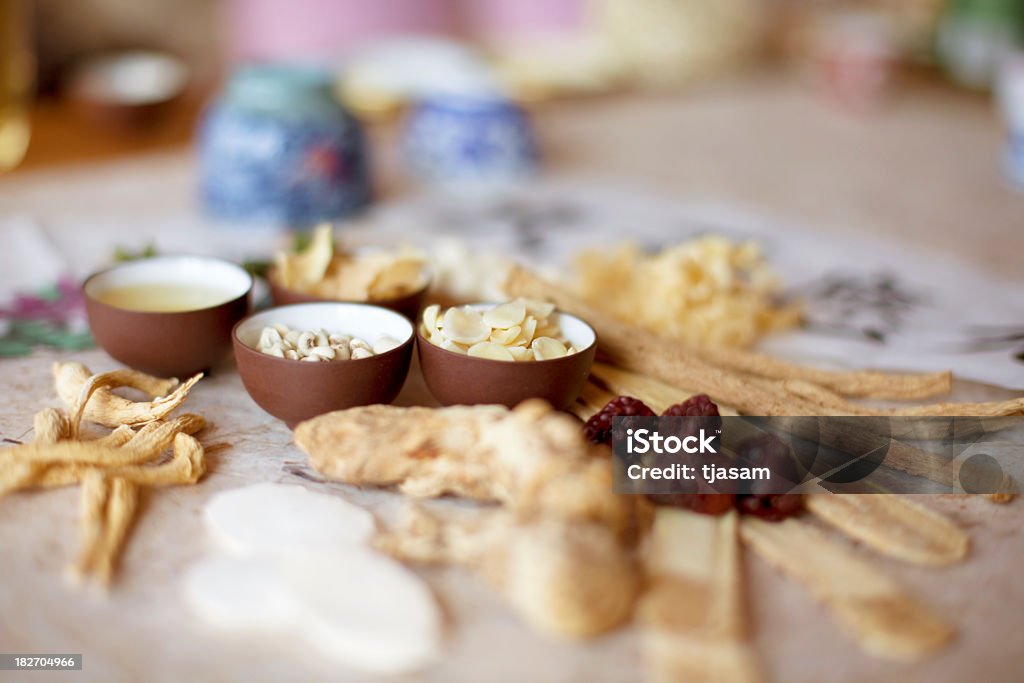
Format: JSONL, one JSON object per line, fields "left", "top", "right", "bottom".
{"left": 1, "top": 0, "right": 1022, "bottom": 267}
{"left": 3, "top": 0, "right": 1022, "bottom": 165}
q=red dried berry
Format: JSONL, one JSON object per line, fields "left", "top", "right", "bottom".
{"left": 583, "top": 396, "right": 655, "bottom": 446}
{"left": 662, "top": 394, "right": 720, "bottom": 417}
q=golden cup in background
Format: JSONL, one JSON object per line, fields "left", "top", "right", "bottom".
{"left": 0, "top": 0, "right": 32, "bottom": 172}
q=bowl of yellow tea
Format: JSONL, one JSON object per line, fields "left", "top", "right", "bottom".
{"left": 83, "top": 256, "right": 253, "bottom": 377}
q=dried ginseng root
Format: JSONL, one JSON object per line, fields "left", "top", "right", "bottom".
{"left": 54, "top": 361, "right": 202, "bottom": 429}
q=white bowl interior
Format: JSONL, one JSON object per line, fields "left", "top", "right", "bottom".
{"left": 455, "top": 303, "right": 596, "bottom": 351}
{"left": 85, "top": 256, "right": 252, "bottom": 305}
{"left": 237, "top": 303, "right": 414, "bottom": 350}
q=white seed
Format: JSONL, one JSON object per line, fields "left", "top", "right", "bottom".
{"left": 272, "top": 323, "right": 290, "bottom": 337}
{"left": 259, "top": 327, "right": 282, "bottom": 348}
{"left": 296, "top": 332, "right": 316, "bottom": 355}
{"left": 301, "top": 355, "right": 321, "bottom": 362}
{"left": 285, "top": 349, "right": 299, "bottom": 360}
{"left": 308, "top": 346, "right": 336, "bottom": 361}
{"left": 532, "top": 336, "right": 568, "bottom": 360}
{"left": 329, "top": 333, "right": 351, "bottom": 346}
{"left": 264, "top": 345, "right": 285, "bottom": 358}
{"left": 442, "top": 307, "right": 489, "bottom": 345}
{"left": 483, "top": 301, "right": 526, "bottom": 329}
{"left": 315, "top": 329, "right": 330, "bottom": 348}
{"left": 372, "top": 335, "right": 401, "bottom": 355}
{"left": 350, "top": 347, "right": 374, "bottom": 360}
{"left": 285, "top": 330, "right": 301, "bottom": 345}
{"left": 349, "top": 337, "right": 371, "bottom": 352}
{"left": 468, "top": 341, "right": 515, "bottom": 361}
{"left": 332, "top": 344, "right": 351, "bottom": 361}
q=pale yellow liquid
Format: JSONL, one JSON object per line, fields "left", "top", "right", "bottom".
{"left": 97, "top": 283, "right": 235, "bottom": 312}
{"left": 0, "top": 0, "right": 32, "bottom": 172}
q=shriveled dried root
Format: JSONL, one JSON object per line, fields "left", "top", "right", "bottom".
{"left": 806, "top": 495, "right": 969, "bottom": 566}
{"left": 741, "top": 517, "right": 952, "bottom": 661}
{"left": 74, "top": 470, "right": 110, "bottom": 579}
{"left": 54, "top": 361, "right": 202, "bottom": 430}
{"left": 92, "top": 477, "right": 139, "bottom": 585}
{"left": 380, "top": 506, "right": 639, "bottom": 639}
{"left": 32, "top": 407, "right": 69, "bottom": 444}
{"left": 505, "top": 266, "right": 951, "bottom": 401}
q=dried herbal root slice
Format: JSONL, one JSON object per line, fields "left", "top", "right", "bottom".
{"left": 32, "top": 408, "right": 69, "bottom": 444}
{"left": 93, "top": 477, "right": 140, "bottom": 585}
{"left": 504, "top": 266, "right": 951, "bottom": 401}
{"left": 640, "top": 510, "right": 761, "bottom": 683}
{"left": 740, "top": 517, "right": 953, "bottom": 660}
{"left": 53, "top": 361, "right": 202, "bottom": 429}
{"left": 94, "top": 425, "right": 136, "bottom": 448}
{"left": 73, "top": 470, "right": 110, "bottom": 579}
{"left": 807, "top": 495, "right": 968, "bottom": 566}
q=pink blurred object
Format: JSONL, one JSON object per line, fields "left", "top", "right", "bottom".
{"left": 459, "top": 0, "right": 585, "bottom": 40}
{"left": 813, "top": 11, "right": 897, "bottom": 112}
{"left": 224, "top": 0, "right": 457, "bottom": 63}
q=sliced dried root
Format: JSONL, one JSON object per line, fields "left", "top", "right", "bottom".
{"left": 806, "top": 495, "right": 969, "bottom": 566}
{"left": 505, "top": 266, "right": 951, "bottom": 401}
{"left": 74, "top": 470, "right": 110, "bottom": 579}
{"left": 54, "top": 361, "right": 202, "bottom": 430}
{"left": 740, "top": 517, "right": 953, "bottom": 660}
{"left": 640, "top": 510, "right": 761, "bottom": 683}
{"left": 379, "top": 506, "right": 638, "bottom": 639}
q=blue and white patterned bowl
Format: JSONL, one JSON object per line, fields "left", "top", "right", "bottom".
{"left": 402, "top": 94, "right": 539, "bottom": 187}
{"left": 199, "top": 65, "right": 372, "bottom": 227}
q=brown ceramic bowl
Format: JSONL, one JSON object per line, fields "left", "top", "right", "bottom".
{"left": 233, "top": 302, "right": 415, "bottom": 427}
{"left": 267, "top": 263, "right": 430, "bottom": 321}
{"left": 417, "top": 305, "right": 597, "bottom": 409}
{"left": 83, "top": 256, "right": 253, "bottom": 378}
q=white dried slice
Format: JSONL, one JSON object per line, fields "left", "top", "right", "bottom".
{"left": 468, "top": 342, "right": 515, "bottom": 361}
{"left": 182, "top": 555, "right": 300, "bottom": 630}
{"left": 203, "top": 483, "right": 375, "bottom": 556}
{"left": 442, "top": 307, "right": 490, "bottom": 345}
{"left": 523, "top": 299, "right": 555, "bottom": 319}
{"left": 532, "top": 337, "right": 568, "bottom": 360}
{"left": 259, "top": 327, "right": 282, "bottom": 348}
{"left": 490, "top": 326, "right": 521, "bottom": 345}
{"left": 508, "top": 346, "right": 534, "bottom": 362}
{"left": 422, "top": 305, "right": 440, "bottom": 333}
{"left": 283, "top": 549, "right": 442, "bottom": 674}
{"left": 516, "top": 317, "right": 538, "bottom": 346}
{"left": 307, "top": 346, "right": 336, "bottom": 361}
{"left": 349, "top": 337, "right": 372, "bottom": 352}
{"left": 440, "top": 339, "right": 468, "bottom": 355}
{"left": 372, "top": 335, "right": 402, "bottom": 355}
{"left": 483, "top": 301, "right": 526, "bottom": 329}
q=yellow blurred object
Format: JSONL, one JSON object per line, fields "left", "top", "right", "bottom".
{"left": 594, "top": 0, "right": 765, "bottom": 89}
{"left": 0, "top": 0, "right": 32, "bottom": 172}
{"left": 571, "top": 237, "right": 801, "bottom": 348}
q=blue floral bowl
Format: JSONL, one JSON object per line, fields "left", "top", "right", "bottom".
{"left": 199, "top": 65, "right": 372, "bottom": 226}
{"left": 403, "top": 94, "right": 539, "bottom": 187}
